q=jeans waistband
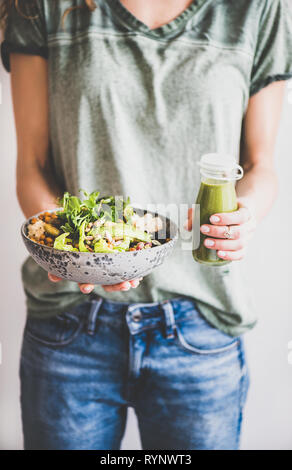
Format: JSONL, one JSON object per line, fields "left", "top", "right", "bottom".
{"left": 86, "top": 295, "right": 194, "bottom": 337}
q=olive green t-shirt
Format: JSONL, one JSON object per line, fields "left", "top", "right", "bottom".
{"left": 2, "top": 0, "right": 292, "bottom": 336}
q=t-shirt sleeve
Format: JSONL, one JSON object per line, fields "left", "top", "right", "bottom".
{"left": 250, "top": 0, "right": 292, "bottom": 96}
{"left": 1, "top": 0, "right": 48, "bottom": 72}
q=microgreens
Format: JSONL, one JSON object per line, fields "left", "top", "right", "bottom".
{"left": 57, "top": 190, "right": 133, "bottom": 239}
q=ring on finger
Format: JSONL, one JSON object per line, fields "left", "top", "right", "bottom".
{"left": 223, "top": 226, "right": 233, "bottom": 239}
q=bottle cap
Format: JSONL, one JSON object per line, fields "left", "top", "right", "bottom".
{"left": 198, "top": 153, "right": 243, "bottom": 181}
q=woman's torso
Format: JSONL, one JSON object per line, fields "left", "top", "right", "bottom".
{"left": 23, "top": 0, "right": 266, "bottom": 335}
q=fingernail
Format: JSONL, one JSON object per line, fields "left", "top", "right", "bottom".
{"left": 82, "top": 286, "right": 92, "bottom": 293}
{"left": 210, "top": 216, "right": 220, "bottom": 223}
{"left": 121, "top": 282, "right": 131, "bottom": 291}
{"left": 201, "top": 225, "right": 210, "bottom": 233}
{"left": 218, "top": 251, "right": 226, "bottom": 257}
{"left": 205, "top": 239, "right": 215, "bottom": 247}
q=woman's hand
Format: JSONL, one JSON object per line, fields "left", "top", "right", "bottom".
{"left": 48, "top": 273, "right": 143, "bottom": 294}
{"left": 186, "top": 199, "right": 257, "bottom": 261}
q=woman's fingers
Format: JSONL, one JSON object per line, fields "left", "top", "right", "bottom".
{"left": 49, "top": 273, "right": 94, "bottom": 294}
{"left": 78, "top": 283, "right": 95, "bottom": 294}
{"left": 49, "top": 273, "right": 94, "bottom": 295}
{"left": 102, "top": 278, "right": 143, "bottom": 292}
{"left": 48, "top": 272, "right": 142, "bottom": 294}
{"left": 185, "top": 201, "right": 255, "bottom": 263}
{"left": 217, "top": 248, "right": 246, "bottom": 261}
{"left": 103, "top": 282, "right": 131, "bottom": 292}
{"left": 204, "top": 237, "right": 246, "bottom": 252}
{"left": 48, "top": 273, "right": 62, "bottom": 282}
{"left": 200, "top": 223, "right": 251, "bottom": 240}
{"left": 129, "top": 279, "right": 141, "bottom": 288}
{"left": 201, "top": 220, "right": 256, "bottom": 240}
{"left": 185, "top": 206, "right": 252, "bottom": 232}
{"left": 209, "top": 206, "right": 250, "bottom": 226}
{"left": 184, "top": 208, "right": 194, "bottom": 231}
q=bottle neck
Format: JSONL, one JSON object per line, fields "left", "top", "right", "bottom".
{"left": 199, "top": 165, "right": 243, "bottom": 183}
{"left": 201, "top": 175, "right": 234, "bottom": 185}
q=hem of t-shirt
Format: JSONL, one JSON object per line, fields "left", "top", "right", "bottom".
{"left": 194, "top": 300, "right": 257, "bottom": 338}
{"left": 250, "top": 73, "right": 292, "bottom": 96}
{"left": 1, "top": 40, "right": 48, "bottom": 72}
{"left": 25, "top": 295, "right": 88, "bottom": 319}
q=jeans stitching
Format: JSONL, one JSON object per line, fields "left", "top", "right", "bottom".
{"left": 235, "top": 338, "right": 249, "bottom": 449}
{"left": 87, "top": 298, "right": 103, "bottom": 335}
{"left": 161, "top": 301, "right": 176, "bottom": 339}
{"left": 24, "top": 318, "right": 84, "bottom": 347}
{"left": 174, "top": 324, "right": 239, "bottom": 355}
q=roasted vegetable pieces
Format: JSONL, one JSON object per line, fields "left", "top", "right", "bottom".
{"left": 26, "top": 191, "right": 167, "bottom": 253}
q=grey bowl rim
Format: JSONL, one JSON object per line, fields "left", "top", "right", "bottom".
{"left": 21, "top": 207, "right": 179, "bottom": 257}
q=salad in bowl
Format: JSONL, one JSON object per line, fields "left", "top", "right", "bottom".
{"left": 21, "top": 190, "right": 178, "bottom": 285}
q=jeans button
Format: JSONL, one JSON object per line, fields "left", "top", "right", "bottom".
{"left": 132, "top": 311, "right": 142, "bottom": 322}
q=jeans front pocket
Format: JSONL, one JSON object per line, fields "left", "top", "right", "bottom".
{"left": 174, "top": 302, "right": 239, "bottom": 355}
{"left": 24, "top": 309, "right": 85, "bottom": 347}
{"left": 175, "top": 325, "right": 239, "bottom": 355}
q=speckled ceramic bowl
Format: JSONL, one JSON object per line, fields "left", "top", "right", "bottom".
{"left": 21, "top": 208, "right": 178, "bottom": 285}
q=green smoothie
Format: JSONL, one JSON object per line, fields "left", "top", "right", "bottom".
{"left": 193, "top": 179, "right": 238, "bottom": 266}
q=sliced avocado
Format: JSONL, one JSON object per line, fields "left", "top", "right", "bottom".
{"left": 90, "top": 223, "right": 151, "bottom": 243}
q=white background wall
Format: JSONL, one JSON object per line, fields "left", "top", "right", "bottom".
{"left": 0, "top": 66, "right": 292, "bottom": 450}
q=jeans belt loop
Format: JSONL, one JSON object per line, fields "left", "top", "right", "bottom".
{"left": 87, "top": 298, "right": 103, "bottom": 335}
{"left": 161, "top": 301, "right": 176, "bottom": 340}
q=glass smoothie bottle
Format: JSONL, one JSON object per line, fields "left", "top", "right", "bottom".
{"left": 193, "top": 153, "right": 244, "bottom": 266}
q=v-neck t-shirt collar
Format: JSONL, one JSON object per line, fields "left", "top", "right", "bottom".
{"left": 102, "top": 0, "right": 207, "bottom": 39}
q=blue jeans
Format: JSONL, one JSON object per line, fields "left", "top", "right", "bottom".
{"left": 20, "top": 297, "right": 249, "bottom": 450}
